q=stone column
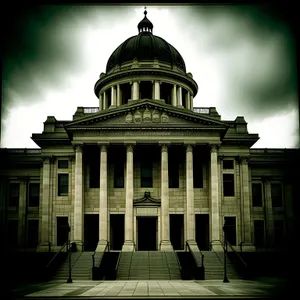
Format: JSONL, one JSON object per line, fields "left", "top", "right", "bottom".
{"left": 171, "top": 84, "right": 177, "bottom": 107}
{"left": 240, "top": 157, "right": 255, "bottom": 251}
{"left": 210, "top": 145, "right": 221, "bottom": 248}
{"left": 110, "top": 85, "right": 116, "bottom": 108}
{"left": 186, "top": 144, "right": 195, "bottom": 241}
{"left": 160, "top": 143, "right": 173, "bottom": 251}
{"left": 99, "top": 93, "right": 103, "bottom": 111}
{"left": 103, "top": 91, "right": 108, "bottom": 110}
{"left": 154, "top": 81, "right": 160, "bottom": 100}
{"left": 185, "top": 91, "right": 190, "bottom": 110}
{"left": 177, "top": 86, "right": 183, "bottom": 107}
{"left": 97, "top": 143, "right": 109, "bottom": 251}
{"left": 191, "top": 95, "right": 194, "bottom": 110}
{"left": 18, "top": 177, "right": 27, "bottom": 248}
{"left": 74, "top": 145, "right": 84, "bottom": 249}
{"left": 38, "top": 156, "right": 51, "bottom": 251}
{"left": 263, "top": 178, "right": 273, "bottom": 248}
{"left": 117, "top": 84, "right": 122, "bottom": 106}
{"left": 122, "top": 143, "right": 135, "bottom": 251}
{"left": 132, "top": 81, "right": 139, "bottom": 100}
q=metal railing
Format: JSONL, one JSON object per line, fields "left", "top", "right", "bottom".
{"left": 186, "top": 241, "right": 204, "bottom": 267}
{"left": 209, "top": 239, "right": 225, "bottom": 265}
{"left": 228, "top": 241, "right": 247, "bottom": 268}
{"left": 72, "top": 240, "right": 84, "bottom": 252}
{"left": 39, "top": 241, "right": 52, "bottom": 252}
{"left": 92, "top": 240, "right": 109, "bottom": 269}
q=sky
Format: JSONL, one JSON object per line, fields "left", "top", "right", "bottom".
{"left": 1, "top": 4, "right": 299, "bottom": 149}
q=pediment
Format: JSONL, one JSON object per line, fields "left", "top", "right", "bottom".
{"left": 65, "top": 100, "right": 228, "bottom": 130}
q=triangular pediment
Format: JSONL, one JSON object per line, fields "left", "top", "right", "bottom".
{"left": 65, "top": 100, "right": 228, "bottom": 130}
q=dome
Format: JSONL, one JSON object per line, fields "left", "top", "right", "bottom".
{"left": 105, "top": 10, "right": 186, "bottom": 73}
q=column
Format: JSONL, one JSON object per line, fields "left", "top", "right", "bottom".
{"left": 117, "top": 84, "right": 122, "bottom": 106}
{"left": 154, "top": 81, "right": 160, "bottom": 100}
{"left": 185, "top": 91, "right": 190, "bottom": 110}
{"left": 160, "top": 143, "right": 173, "bottom": 251}
{"left": 103, "top": 91, "right": 108, "bottom": 110}
{"left": 263, "top": 178, "right": 273, "bottom": 248}
{"left": 240, "top": 157, "right": 255, "bottom": 251}
{"left": 171, "top": 84, "right": 177, "bottom": 107}
{"left": 99, "top": 93, "right": 103, "bottom": 111}
{"left": 18, "top": 177, "right": 27, "bottom": 248}
{"left": 96, "top": 143, "right": 109, "bottom": 251}
{"left": 74, "top": 145, "right": 83, "bottom": 250}
{"left": 210, "top": 145, "right": 221, "bottom": 249}
{"left": 177, "top": 86, "right": 183, "bottom": 107}
{"left": 110, "top": 85, "right": 116, "bottom": 108}
{"left": 132, "top": 81, "right": 139, "bottom": 100}
{"left": 191, "top": 95, "right": 194, "bottom": 110}
{"left": 122, "top": 143, "right": 135, "bottom": 251}
{"left": 38, "top": 157, "right": 51, "bottom": 251}
{"left": 186, "top": 144, "right": 195, "bottom": 241}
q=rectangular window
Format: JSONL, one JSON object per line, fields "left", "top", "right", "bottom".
{"left": 58, "top": 160, "right": 69, "bottom": 169}
{"left": 58, "top": 174, "right": 68, "bottom": 196}
{"left": 254, "top": 220, "right": 265, "bottom": 247}
{"left": 29, "top": 183, "right": 40, "bottom": 207}
{"left": 252, "top": 183, "right": 262, "bottom": 207}
{"left": 274, "top": 219, "right": 284, "bottom": 246}
{"left": 114, "top": 162, "right": 124, "bottom": 188}
{"left": 141, "top": 162, "right": 153, "bottom": 188}
{"left": 9, "top": 183, "right": 19, "bottom": 207}
{"left": 169, "top": 159, "right": 179, "bottom": 188}
{"left": 271, "top": 183, "right": 283, "bottom": 207}
{"left": 223, "top": 174, "right": 234, "bottom": 196}
{"left": 57, "top": 217, "right": 69, "bottom": 246}
{"left": 193, "top": 162, "right": 203, "bottom": 188}
{"left": 223, "top": 160, "right": 234, "bottom": 169}
{"left": 27, "top": 220, "right": 39, "bottom": 248}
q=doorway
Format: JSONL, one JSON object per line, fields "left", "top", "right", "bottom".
{"left": 224, "top": 216, "right": 237, "bottom": 246}
{"left": 137, "top": 216, "right": 157, "bottom": 250}
{"left": 170, "top": 214, "right": 184, "bottom": 250}
{"left": 84, "top": 214, "right": 99, "bottom": 251}
{"left": 196, "top": 214, "right": 210, "bottom": 250}
{"left": 110, "top": 214, "right": 124, "bottom": 250}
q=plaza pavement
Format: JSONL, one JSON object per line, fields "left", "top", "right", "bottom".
{"left": 7, "top": 277, "right": 292, "bottom": 299}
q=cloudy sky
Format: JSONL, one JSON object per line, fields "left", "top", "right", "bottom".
{"left": 1, "top": 4, "right": 299, "bottom": 148}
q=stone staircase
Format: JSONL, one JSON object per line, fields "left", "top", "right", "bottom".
{"left": 201, "top": 251, "right": 242, "bottom": 280}
{"left": 117, "top": 251, "right": 181, "bottom": 280}
{"left": 52, "top": 251, "right": 93, "bottom": 280}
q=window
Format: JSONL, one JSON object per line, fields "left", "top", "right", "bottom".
{"left": 169, "top": 159, "right": 179, "bottom": 188}
{"left": 223, "top": 174, "right": 234, "bottom": 196}
{"left": 29, "top": 183, "right": 40, "bottom": 207}
{"left": 9, "top": 183, "right": 19, "bottom": 207}
{"left": 271, "top": 183, "right": 283, "bottom": 207}
{"left": 193, "top": 162, "right": 203, "bottom": 188}
{"left": 252, "top": 183, "right": 262, "bottom": 207}
{"left": 58, "top": 174, "right": 68, "bottom": 196}
{"left": 254, "top": 220, "right": 265, "bottom": 247}
{"left": 223, "top": 160, "right": 234, "bottom": 169}
{"left": 141, "top": 162, "right": 153, "bottom": 188}
{"left": 274, "top": 219, "right": 284, "bottom": 246}
{"left": 114, "top": 162, "right": 124, "bottom": 188}
{"left": 58, "top": 160, "right": 68, "bottom": 169}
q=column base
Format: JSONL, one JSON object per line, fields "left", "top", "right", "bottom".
{"left": 210, "top": 240, "right": 224, "bottom": 252}
{"left": 122, "top": 241, "right": 135, "bottom": 252}
{"left": 160, "top": 240, "right": 173, "bottom": 252}
{"left": 95, "top": 240, "right": 109, "bottom": 252}
{"left": 240, "top": 242, "right": 256, "bottom": 252}
{"left": 109, "top": 105, "right": 117, "bottom": 109}
{"left": 176, "top": 105, "right": 184, "bottom": 109}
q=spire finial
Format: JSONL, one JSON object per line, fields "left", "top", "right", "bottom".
{"left": 144, "top": 6, "right": 147, "bottom": 16}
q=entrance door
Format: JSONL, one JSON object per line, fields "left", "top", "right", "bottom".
{"left": 170, "top": 214, "right": 184, "bottom": 250}
{"left": 84, "top": 214, "right": 99, "bottom": 251}
{"left": 196, "top": 214, "right": 210, "bottom": 250}
{"left": 110, "top": 214, "right": 124, "bottom": 250}
{"left": 57, "top": 217, "right": 68, "bottom": 246}
{"left": 137, "top": 216, "right": 157, "bottom": 250}
{"left": 224, "top": 216, "right": 237, "bottom": 246}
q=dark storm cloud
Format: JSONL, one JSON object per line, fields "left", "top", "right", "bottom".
{"left": 177, "top": 5, "right": 298, "bottom": 119}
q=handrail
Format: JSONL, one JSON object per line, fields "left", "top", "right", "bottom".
{"left": 209, "top": 240, "right": 225, "bottom": 266}
{"left": 46, "top": 241, "right": 67, "bottom": 269}
{"left": 114, "top": 251, "right": 122, "bottom": 277}
{"left": 72, "top": 240, "right": 84, "bottom": 252}
{"left": 185, "top": 241, "right": 201, "bottom": 268}
{"left": 39, "top": 241, "right": 52, "bottom": 252}
{"left": 92, "top": 240, "right": 109, "bottom": 268}
{"left": 227, "top": 241, "right": 247, "bottom": 268}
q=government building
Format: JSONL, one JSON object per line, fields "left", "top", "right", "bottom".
{"left": 0, "top": 9, "right": 298, "bottom": 280}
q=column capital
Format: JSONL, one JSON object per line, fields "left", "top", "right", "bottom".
{"left": 98, "top": 143, "right": 109, "bottom": 152}
{"left": 209, "top": 144, "right": 219, "bottom": 153}
{"left": 42, "top": 156, "right": 53, "bottom": 164}
{"left": 159, "top": 142, "right": 170, "bottom": 151}
{"left": 73, "top": 143, "right": 84, "bottom": 153}
{"left": 125, "top": 142, "right": 136, "bottom": 152}
{"left": 238, "top": 156, "right": 250, "bottom": 164}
